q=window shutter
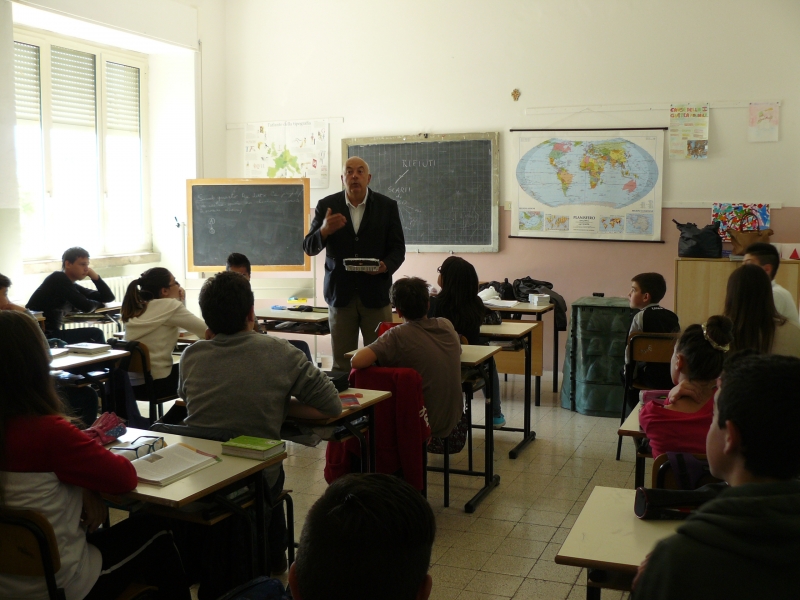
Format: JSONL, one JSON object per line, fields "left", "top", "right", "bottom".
{"left": 51, "top": 45, "right": 96, "bottom": 127}
{"left": 106, "top": 62, "right": 140, "bottom": 134}
{"left": 13, "top": 41, "right": 41, "bottom": 122}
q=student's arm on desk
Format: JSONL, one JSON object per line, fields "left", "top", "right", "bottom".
{"left": 351, "top": 347, "right": 377, "bottom": 370}
{"left": 288, "top": 347, "right": 343, "bottom": 418}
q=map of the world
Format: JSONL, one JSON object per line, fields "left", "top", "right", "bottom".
{"left": 513, "top": 130, "right": 664, "bottom": 242}
{"left": 516, "top": 138, "right": 658, "bottom": 209}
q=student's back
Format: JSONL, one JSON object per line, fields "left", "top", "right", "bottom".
{"left": 354, "top": 277, "right": 462, "bottom": 439}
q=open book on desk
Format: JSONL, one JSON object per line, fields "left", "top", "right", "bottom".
{"left": 132, "top": 443, "right": 220, "bottom": 487}
{"left": 484, "top": 299, "right": 519, "bottom": 308}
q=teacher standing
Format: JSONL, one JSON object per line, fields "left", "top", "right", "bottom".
{"left": 303, "top": 157, "right": 406, "bottom": 371}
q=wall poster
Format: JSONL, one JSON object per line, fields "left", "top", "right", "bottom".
{"left": 244, "top": 120, "right": 329, "bottom": 188}
{"left": 513, "top": 129, "right": 664, "bottom": 242}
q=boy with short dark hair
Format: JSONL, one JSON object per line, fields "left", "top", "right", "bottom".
{"left": 289, "top": 473, "right": 435, "bottom": 600}
{"left": 178, "top": 271, "right": 341, "bottom": 584}
{"left": 26, "top": 246, "right": 115, "bottom": 342}
{"left": 743, "top": 242, "right": 799, "bottom": 324}
{"left": 627, "top": 272, "right": 680, "bottom": 390}
{"left": 351, "top": 277, "right": 462, "bottom": 439}
{"left": 632, "top": 352, "right": 800, "bottom": 599}
{"left": 0, "top": 273, "right": 28, "bottom": 312}
{"left": 226, "top": 252, "right": 251, "bottom": 280}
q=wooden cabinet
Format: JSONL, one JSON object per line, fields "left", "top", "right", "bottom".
{"left": 674, "top": 258, "right": 800, "bottom": 327}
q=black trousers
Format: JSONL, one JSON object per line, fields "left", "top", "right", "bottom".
{"left": 84, "top": 516, "right": 191, "bottom": 600}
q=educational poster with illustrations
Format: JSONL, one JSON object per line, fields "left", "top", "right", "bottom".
{"left": 669, "top": 103, "right": 709, "bottom": 159}
{"left": 513, "top": 129, "right": 664, "bottom": 242}
{"left": 748, "top": 102, "right": 780, "bottom": 143}
{"left": 711, "top": 203, "right": 770, "bottom": 241}
{"left": 244, "top": 120, "right": 329, "bottom": 188}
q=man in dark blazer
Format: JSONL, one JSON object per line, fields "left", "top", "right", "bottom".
{"left": 303, "top": 157, "right": 406, "bottom": 370}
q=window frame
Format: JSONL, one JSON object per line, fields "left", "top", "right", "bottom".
{"left": 13, "top": 26, "right": 151, "bottom": 261}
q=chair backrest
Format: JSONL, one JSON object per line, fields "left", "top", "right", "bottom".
{"left": 0, "top": 508, "right": 63, "bottom": 599}
{"left": 627, "top": 332, "right": 679, "bottom": 366}
{"left": 652, "top": 452, "right": 723, "bottom": 489}
{"left": 108, "top": 339, "right": 152, "bottom": 376}
{"left": 376, "top": 321, "right": 401, "bottom": 337}
{"left": 150, "top": 422, "right": 238, "bottom": 442}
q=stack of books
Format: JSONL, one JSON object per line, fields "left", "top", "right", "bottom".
{"left": 221, "top": 436, "right": 286, "bottom": 461}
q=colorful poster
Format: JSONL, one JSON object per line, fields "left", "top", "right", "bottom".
{"left": 669, "top": 103, "right": 709, "bottom": 159}
{"left": 711, "top": 203, "right": 770, "bottom": 241}
{"left": 513, "top": 129, "right": 664, "bottom": 242}
{"left": 748, "top": 102, "right": 780, "bottom": 143}
{"left": 244, "top": 120, "right": 329, "bottom": 188}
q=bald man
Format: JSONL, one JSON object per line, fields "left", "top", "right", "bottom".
{"left": 303, "top": 157, "right": 406, "bottom": 370}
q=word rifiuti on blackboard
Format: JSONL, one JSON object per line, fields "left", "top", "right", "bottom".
{"left": 401, "top": 160, "right": 435, "bottom": 167}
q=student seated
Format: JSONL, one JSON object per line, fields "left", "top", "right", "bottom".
{"left": 632, "top": 352, "right": 800, "bottom": 600}
{"left": 179, "top": 271, "right": 341, "bottom": 588}
{"left": 627, "top": 272, "right": 681, "bottom": 392}
{"left": 352, "top": 276, "right": 462, "bottom": 439}
{"left": 0, "top": 311, "right": 191, "bottom": 600}
{"left": 638, "top": 316, "right": 733, "bottom": 458}
{"left": 226, "top": 251, "right": 251, "bottom": 280}
{"left": 289, "top": 473, "right": 435, "bottom": 600}
{"left": 429, "top": 256, "right": 505, "bottom": 427}
{"left": 121, "top": 268, "right": 207, "bottom": 397}
{"left": 742, "top": 242, "right": 799, "bottom": 324}
{"left": 26, "top": 246, "right": 115, "bottom": 343}
{"left": 725, "top": 264, "right": 800, "bottom": 357}
{"left": 0, "top": 273, "right": 28, "bottom": 312}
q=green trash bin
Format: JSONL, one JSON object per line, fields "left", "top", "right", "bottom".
{"left": 561, "top": 297, "right": 636, "bottom": 417}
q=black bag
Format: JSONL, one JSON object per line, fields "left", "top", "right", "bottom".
{"left": 634, "top": 482, "right": 728, "bottom": 520}
{"left": 512, "top": 277, "right": 554, "bottom": 301}
{"left": 482, "top": 308, "right": 502, "bottom": 325}
{"left": 673, "top": 219, "right": 723, "bottom": 258}
{"left": 479, "top": 279, "right": 516, "bottom": 301}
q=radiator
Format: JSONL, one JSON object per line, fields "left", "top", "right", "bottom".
{"left": 65, "top": 276, "right": 137, "bottom": 339}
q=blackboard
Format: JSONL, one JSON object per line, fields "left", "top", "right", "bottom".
{"left": 187, "top": 178, "right": 310, "bottom": 271}
{"left": 343, "top": 133, "right": 499, "bottom": 252}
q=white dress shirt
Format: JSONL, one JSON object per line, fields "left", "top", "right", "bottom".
{"left": 345, "top": 189, "right": 368, "bottom": 234}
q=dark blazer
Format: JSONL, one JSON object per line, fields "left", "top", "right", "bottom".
{"left": 303, "top": 190, "right": 405, "bottom": 308}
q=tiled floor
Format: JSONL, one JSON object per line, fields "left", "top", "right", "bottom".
{"left": 277, "top": 373, "right": 642, "bottom": 600}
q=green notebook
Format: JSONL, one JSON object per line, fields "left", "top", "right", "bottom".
{"left": 221, "top": 436, "right": 285, "bottom": 460}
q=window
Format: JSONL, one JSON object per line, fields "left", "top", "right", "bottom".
{"left": 13, "top": 30, "right": 149, "bottom": 261}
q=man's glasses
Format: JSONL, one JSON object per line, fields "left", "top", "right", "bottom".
{"left": 112, "top": 436, "right": 166, "bottom": 459}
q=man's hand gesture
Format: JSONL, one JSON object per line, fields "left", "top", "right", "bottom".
{"left": 320, "top": 208, "right": 347, "bottom": 240}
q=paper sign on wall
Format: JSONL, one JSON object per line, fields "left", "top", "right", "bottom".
{"left": 748, "top": 102, "right": 780, "bottom": 143}
{"left": 245, "top": 120, "right": 329, "bottom": 188}
{"left": 669, "top": 103, "right": 709, "bottom": 159}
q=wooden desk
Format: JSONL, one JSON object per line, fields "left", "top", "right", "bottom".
{"left": 64, "top": 301, "right": 124, "bottom": 331}
{"left": 293, "top": 387, "right": 391, "bottom": 474}
{"left": 107, "top": 427, "right": 285, "bottom": 576}
{"left": 256, "top": 308, "right": 329, "bottom": 335}
{"left": 556, "top": 486, "right": 679, "bottom": 599}
{"left": 480, "top": 322, "right": 540, "bottom": 459}
{"left": 50, "top": 349, "right": 130, "bottom": 371}
{"left": 455, "top": 345, "right": 503, "bottom": 512}
{"left": 618, "top": 403, "right": 648, "bottom": 488}
{"left": 487, "top": 302, "right": 559, "bottom": 392}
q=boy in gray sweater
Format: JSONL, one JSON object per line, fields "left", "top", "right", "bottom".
{"left": 179, "top": 271, "right": 341, "bottom": 578}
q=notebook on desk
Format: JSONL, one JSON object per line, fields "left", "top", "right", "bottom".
{"left": 65, "top": 342, "right": 112, "bottom": 355}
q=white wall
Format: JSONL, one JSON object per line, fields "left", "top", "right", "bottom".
{"left": 221, "top": 0, "right": 800, "bottom": 208}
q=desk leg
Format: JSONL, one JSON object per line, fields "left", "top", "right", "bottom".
{"left": 367, "top": 405, "right": 377, "bottom": 473}
{"left": 254, "top": 473, "right": 268, "bottom": 575}
{"left": 509, "top": 331, "right": 537, "bottom": 459}
{"left": 553, "top": 325, "right": 559, "bottom": 393}
{"left": 342, "top": 421, "right": 369, "bottom": 473}
{"left": 465, "top": 357, "right": 500, "bottom": 513}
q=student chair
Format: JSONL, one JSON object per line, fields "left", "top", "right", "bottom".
{"left": 0, "top": 508, "right": 157, "bottom": 600}
{"left": 651, "top": 453, "right": 723, "bottom": 490}
{"left": 617, "top": 332, "right": 679, "bottom": 461}
{"left": 108, "top": 339, "right": 176, "bottom": 423}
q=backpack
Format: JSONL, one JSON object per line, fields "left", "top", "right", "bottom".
{"left": 673, "top": 219, "right": 723, "bottom": 258}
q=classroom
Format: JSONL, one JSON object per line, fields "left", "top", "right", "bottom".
{"left": 1, "top": 1, "right": 799, "bottom": 599}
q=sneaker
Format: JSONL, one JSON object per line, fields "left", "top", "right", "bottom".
{"left": 492, "top": 414, "right": 506, "bottom": 429}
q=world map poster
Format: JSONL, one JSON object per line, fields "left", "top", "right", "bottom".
{"left": 513, "top": 129, "right": 664, "bottom": 242}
